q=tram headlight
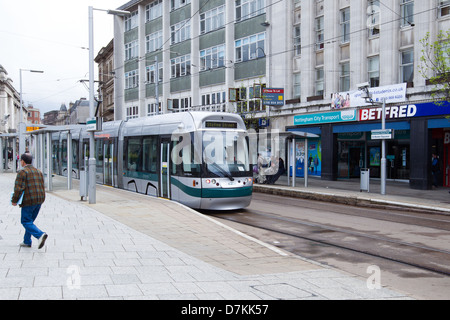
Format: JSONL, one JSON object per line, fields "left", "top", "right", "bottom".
{"left": 211, "top": 179, "right": 216, "bottom": 185}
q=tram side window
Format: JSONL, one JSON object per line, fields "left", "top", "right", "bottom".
{"left": 143, "top": 137, "right": 158, "bottom": 173}
{"left": 72, "top": 141, "right": 79, "bottom": 169}
{"left": 126, "top": 138, "right": 142, "bottom": 171}
{"left": 172, "top": 134, "right": 201, "bottom": 176}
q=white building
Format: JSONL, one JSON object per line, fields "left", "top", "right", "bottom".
{"left": 112, "top": 0, "right": 450, "bottom": 189}
{"left": 0, "top": 64, "right": 22, "bottom": 134}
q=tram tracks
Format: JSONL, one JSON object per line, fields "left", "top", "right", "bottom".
{"left": 209, "top": 209, "right": 450, "bottom": 277}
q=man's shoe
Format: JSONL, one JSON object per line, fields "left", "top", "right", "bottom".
{"left": 19, "top": 242, "right": 31, "bottom": 248}
{"left": 38, "top": 233, "right": 48, "bottom": 249}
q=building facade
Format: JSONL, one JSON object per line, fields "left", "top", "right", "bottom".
{"left": 95, "top": 39, "right": 115, "bottom": 122}
{"left": 26, "top": 105, "right": 41, "bottom": 125}
{"left": 112, "top": 0, "right": 450, "bottom": 189}
{"left": 0, "top": 64, "right": 22, "bottom": 134}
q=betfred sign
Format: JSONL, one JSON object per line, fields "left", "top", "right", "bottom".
{"left": 359, "top": 102, "right": 450, "bottom": 122}
{"left": 359, "top": 105, "right": 417, "bottom": 121}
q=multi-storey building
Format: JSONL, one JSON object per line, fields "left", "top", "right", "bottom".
{"left": 112, "top": 0, "right": 450, "bottom": 190}
{"left": 0, "top": 64, "right": 22, "bottom": 134}
{"left": 26, "top": 105, "right": 41, "bottom": 125}
{"left": 95, "top": 39, "right": 115, "bottom": 122}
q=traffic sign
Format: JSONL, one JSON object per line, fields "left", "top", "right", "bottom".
{"left": 371, "top": 129, "right": 394, "bottom": 140}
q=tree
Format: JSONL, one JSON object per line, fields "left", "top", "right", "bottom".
{"left": 419, "top": 29, "right": 450, "bottom": 102}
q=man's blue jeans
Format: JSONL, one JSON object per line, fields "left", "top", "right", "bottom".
{"left": 21, "top": 204, "right": 44, "bottom": 245}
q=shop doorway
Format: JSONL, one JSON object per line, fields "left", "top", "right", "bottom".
{"left": 444, "top": 141, "right": 450, "bottom": 187}
{"left": 349, "top": 147, "right": 365, "bottom": 178}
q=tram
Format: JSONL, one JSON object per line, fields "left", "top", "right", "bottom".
{"left": 51, "top": 112, "right": 252, "bottom": 210}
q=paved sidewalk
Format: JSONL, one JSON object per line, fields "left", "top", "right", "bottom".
{"left": 0, "top": 173, "right": 411, "bottom": 300}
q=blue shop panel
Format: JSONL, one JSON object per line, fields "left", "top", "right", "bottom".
{"left": 333, "top": 121, "right": 410, "bottom": 133}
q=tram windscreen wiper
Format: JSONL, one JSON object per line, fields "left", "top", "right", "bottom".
{"left": 206, "top": 161, "right": 235, "bottom": 181}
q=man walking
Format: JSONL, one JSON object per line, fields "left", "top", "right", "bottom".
{"left": 11, "top": 153, "right": 48, "bottom": 249}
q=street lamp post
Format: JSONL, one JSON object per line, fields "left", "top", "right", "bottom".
{"left": 88, "top": 6, "right": 129, "bottom": 204}
{"left": 359, "top": 83, "right": 387, "bottom": 195}
{"left": 19, "top": 69, "right": 44, "bottom": 157}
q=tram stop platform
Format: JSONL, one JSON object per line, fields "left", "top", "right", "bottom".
{"left": 0, "top": 172, "right": 415, "bottom": 300}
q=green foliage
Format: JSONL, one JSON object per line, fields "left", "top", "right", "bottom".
{"left": 419, "top": 29, "right": 450, "bottom": 103}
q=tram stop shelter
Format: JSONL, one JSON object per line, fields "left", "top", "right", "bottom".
{"left": 22, "top": 125, "right": 78, "bottom": 192}
{"left": 0, "top": 132, "right": 18, "bottom": 174}
{"left": 256, "top": 131, "right": 320, "bottom": 188}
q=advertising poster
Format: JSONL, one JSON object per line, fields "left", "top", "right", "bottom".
{"left": 370, "top": 147, "right": 381, "bottom": 166}
{"left": 291, "top": 139, "right": 322, "bottom": 177}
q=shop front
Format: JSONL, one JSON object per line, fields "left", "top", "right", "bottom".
{"left": 288, "top": 101, "right": 450, "bottom": 189}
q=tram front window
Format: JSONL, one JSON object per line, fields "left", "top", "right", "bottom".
{"left": 203, "top": 131, "right": 250, "bottom": 178}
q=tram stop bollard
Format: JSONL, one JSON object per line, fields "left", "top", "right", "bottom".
{"left": 360, "top": 168, "right": 370, "bottom": 192}
{"left": 80, "top": 169, "right": 89, "bottom": 201}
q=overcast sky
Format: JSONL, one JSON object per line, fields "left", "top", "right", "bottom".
{"left": 0, "top": 0, "right": 126, "bottom": 115}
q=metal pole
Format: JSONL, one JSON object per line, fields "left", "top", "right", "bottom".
{"left": 46, "top": 132, "right": 52, "bottom": 191}
{"left": 88, "top": 6, "right": 96, "bottom": 204}
{"left": 292, "top": 138, "right": 296, "bottom": 187}
{"left": 304, "top": 138, "right": 308, "bottom": 188}
{"left": 19, "top": 70, "right": 24, "bottom": 157}
{"left": 381, "top": 98, "right": 386, "bottom": 195}
{"left": 0, "top": 137, "right": 3, "bottom": 173}
{"left": 67, "top": 132, "right": 72, "bottom": 190}
{"left": 155, "top": 55, "right": 159, "bottom": 115}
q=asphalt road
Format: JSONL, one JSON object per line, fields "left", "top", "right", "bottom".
{"left": 208, "top": 192, "right": 450, "bottom": 300}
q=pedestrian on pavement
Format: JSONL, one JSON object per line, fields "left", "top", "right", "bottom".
{"left": 11, "top": 153, "right": 48, "bottom": 249}
{"left": 431, "top": 153, "right": 440, "bottom": 189}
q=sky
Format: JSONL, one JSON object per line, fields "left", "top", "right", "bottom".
{"left": 0, "top": 0, "right": 127, "bottom": 115}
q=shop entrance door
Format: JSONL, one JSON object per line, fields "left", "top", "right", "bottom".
{"left": 349, "top": 147, "right": 365, "bottom": 178}
{"left": 444, "top": 142, "right": 450, "bottom": 187}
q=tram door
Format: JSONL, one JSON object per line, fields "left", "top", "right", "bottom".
{"left": 103, "top": 140, "right": 114, "bottom": 186}
{"left": 160, "top": 139, "right": 171, "bottom": 199}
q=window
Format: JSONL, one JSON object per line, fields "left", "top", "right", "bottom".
{"left": 340, "top": 63, "right": 350, "bottom": 92}
{"left": 400, "top": 0, "right": 414, "bottom": 27}
{"left": 341, "top": 8, "right": 350, "bottom": 43}
{"left": 200, "top": 5, "right": 225, "bottom": 34}
{"left": 367, "top": 0, "right": 380, "bottom": 37}
{"left": 146, "top": 30, "right": 163, "bottom": 53}
{"left": 200, "top": 45, "right": 225, "bottom": 71}
{"left": 315, "top": 67, "right": 324, "bottom": 96}
{"left": 125, "top": 70, "right": 139, "bottom": 89}
{"left": 439, "top": 0, "right": 450, "bottom": 17}
{"left": 171, "top": 54, "right": 191, "bottom": 78}
{"left": 368, "top": 56, "right": 380, "bottom": 87}
{"left": 235, "top": 33, "right": 265, "bottom": 63}
{"left": 146, "top": 62, "right": 163, "bottom": 83}
{"left": 146, "top": 0, "right": 163, "bottom": 21}
{"left": 315, "top": 16, "right": 324, "bottom": 50}
{"left": 293, "top": 25, "right": 301, "bottom": 55}
{"left": 171, "top": 0, "right": 191, "bottom": 11}
{"left": 126, "top": 137, "right": 141, "bottom": 171}
{"left": 236, "top": 0, "right": 265, "bottom": 22}
{"left": 126, "top": 106, "right": 139, "bottom": 120}
{"left": 400, "top": 50, "right": 414, "bottom": 83}
{"left": 171, "top": 20, "right": 191, "bottom": 45}
{"left": 125, "top": 40, "right": 139, "bottom": 61}
{"left": 142, "top": 137, "right": 158, "bottom": 173}
{"left": 147, "top": 102, "right": 162, "bottom": 116}
{"left": 293, "top": 73, "right": 301, "bottom": 98}
{"left": 125, "top": 11, "right": 138, "bottom": 31}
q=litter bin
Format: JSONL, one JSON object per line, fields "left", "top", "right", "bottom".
{"left": 360, "top": 168, "right": 370, "bottom": 192}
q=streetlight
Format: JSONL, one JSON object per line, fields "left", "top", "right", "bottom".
{"left": 88, "top": 6, "right": 130, "bottom": 204}
{"left": 358, "top": 82, "right": 387, "bottom": 195}
{"left": 19, "top": 69, "right": 44, "bottom": 156}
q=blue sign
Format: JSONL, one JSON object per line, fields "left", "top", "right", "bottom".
{"left": 263, "top": 88, "right": 284, "bottom": 106}
{"left": 294, "top": 110, "right": 357, "bottom": 125}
